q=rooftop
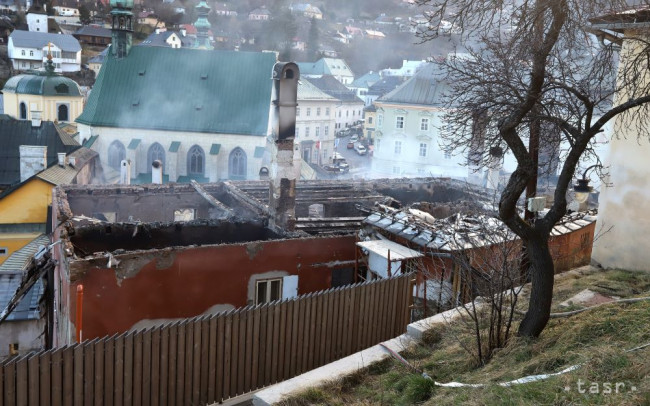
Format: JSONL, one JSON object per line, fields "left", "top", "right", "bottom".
{"left": 9, "top": 30, "right": 81, "bottom": 52}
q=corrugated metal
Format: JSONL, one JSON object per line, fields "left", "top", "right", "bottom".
{"left": 76, "top": 46, "right": 277, "bottom": 136}
{"left": 308, "top": 76, "right": 364, "bottom": 103}
{"left": 36, "top": 147, "right": 98, "bottom": 185}
{"left": 0, "top": 272, "right": 43, "bottom": 321}
{"left": 9, "top": 29, "right": 81, "bottom": 52}
{"left": 378, "top": 63, "right": 446, "bottom": 106}
{"left": 298, "top": 78, "right": 336, "bottom": 100}
{"left": 0, "top": 234, "right": 49, "bottom": 272}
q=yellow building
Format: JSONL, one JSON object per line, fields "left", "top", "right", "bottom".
{"left": 0, "top": 133, "right": 98, "bottom": 265}
{"left": 2, "top": 59, "right": 84, "bottom": 123}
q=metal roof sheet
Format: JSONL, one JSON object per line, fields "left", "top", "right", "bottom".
{"left": 0, "top": 234, "right": 49, "bottom": 272}
{"left": 9, "top": 29, "right": 81, "bottom": 52}
{"left": 35, "top": 147, "right": 98, "bottom": 185}
{"left": 0, "top": 272, "right": 43, "bottom": 321}
{"left": 378, "top": 63, "right": 447, "bottom": 106}
{"left": 357, "top": 240, "right": 424, "bottom": 261}
{"left": 76, "top": 46, "right": 276, "bottom": 136}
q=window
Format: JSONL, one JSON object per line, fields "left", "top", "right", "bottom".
{"left": 174, "top": 208, "right": 195, "bottom": 221}
{"left": 346, "top": 110, "right": 349, "bottom": 117}
{"left": 396, "top": 116, "right": 404, "bottom": 129}
{"left": 315, "top": 126, "right": 320, "bottom": 137}
{"left": 108, "top": 141, "right": 126, "bottom": 170}
{"left": 306, "top": 107, "right": 311, "bottom": 116}
{"left": 368, "top": 116, "right": 373, "bottom": 124}
{"left": 393, "top": 166, "right": 401, "bottom": 174}
{"left": 326, "top": 107, "right": 330, "bottom": 116}
{"left": 21, "top": 50, "right": 25, "bottom": 56}
{"left": 316, "top": 107, "right": 321, "bottom": 116}
{"left": 419, "top": 143, "right": 427, "bottom": 157}
{"left": 338, "top": 111, "right": 341, "bottom": 117}
{"left": 420, "top": 118, "right": 429, "bottom": 131}
{"left": 187, "top": 145, "right": 205, "bottom": 175}
{"left": 57, "top": 104, "right": 69, "bottom": 121}
{"left": 29, "top": 50, "right": 33, "bottom": 56}
{"left": 394, "top": 141, "right": 402, "bottom": 155}
{"left": 19, "top": 102, "right": 27, "bottom": 119}
{"left": 305, "top": 126, "right": 310, "bottom": 137}
{"left": 296, "top": 107, "right": 300, "bottom": 117}
{"left": 229, "top": 147, "right": 247, "bottom": 179}
{"left": 377, "top": 114, "right": 383, "bottom": 127}
{"left": 256, "top": 278, "right": 282, "bottom": 305}
{"left": 147, "top": 143, "right": 165, "bottom": 172}
{"left": 0, "top": 247, "right": 7, "bottom": 256}
{"left": 324, "top": 125, "right": 329, "bottom": 137}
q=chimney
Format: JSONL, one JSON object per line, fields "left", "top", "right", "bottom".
{"left": 31, "top": 111, "right": 42, "bottom": 128}
{"left": 69, "top": 156, "right": 76, "bottom": 167}
{"left": 155, "top": 27, "right": 160, "bottom": 34}
{"left": 19, "top": 145, "right": 47, "bottom": 181}
{"left": 151, "top": 160, "right": 163, "bottom": 184}
{"left": 120, "top": 159, "right": 131, "bottom": 185}
{"left": 57, "top": 152, "right": 66, "bottom": 167}
{"left": 268, "top": 62, "right": 299, "bottom": 231}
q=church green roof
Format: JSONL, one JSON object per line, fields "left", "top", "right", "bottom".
{"left": 3, "top": 72, "right": 82, "bottom": 97}
{"left": 76, "top": 46, "right": 277, "bottom": 136}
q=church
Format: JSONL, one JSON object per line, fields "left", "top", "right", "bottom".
{"left": 76, "top": 0, "right": 278, "bottom": 183}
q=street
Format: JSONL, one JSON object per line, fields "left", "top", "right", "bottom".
{"left": 333, "top": 135, "right": 372, "bottom": 178}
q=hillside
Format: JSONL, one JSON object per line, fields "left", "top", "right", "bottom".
{"left": 281, "top": 268, "right": 650, "bottom": 405}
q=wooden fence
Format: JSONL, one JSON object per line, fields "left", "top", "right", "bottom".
{"left": 0, "top": 275, "right": 412, "bottom": 405}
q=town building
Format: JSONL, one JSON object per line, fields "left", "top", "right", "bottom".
{"left": 348, "top": 70, "right": 381, "bottom": 102}
{"left": 139, "top": 30, "right": 182, "bottom": 48}
{"left": 76, "top": 0, "right": 278, "bottom": 184}
{"left": 289, "top": 3, "right": 323, "bottom": 20}
{"left": 372, "top": 63, "right": 467, "bottom": 178}
{"left": 213, "top": 3, "right": 237, "bottom": 16}
{"left": 307, "top": 75, "right": 365, "bottom": 132}
{"left": 295, "top": 78, "right": 338, "bottom": 166}
{"left": 73, "top": 25, "right": 112, "bottom": 46}
{"left": 380, "top": 59, "right": 427, "bottom": 79}
{"left": 8, "top": 30, "right": 81, "bottom": 72}
{"left": 297, "top": 57, "right": 355, "bottom": 85}
{"left": 2, "top": 61, "right": 84, "bottom": 123}
{"left": 26, "top": 3, "right": 47, "bottom": 33}
{"left": 52, "top": 6, "right": 78, "bottom": 16}
{"left": 248, "top": 6, "right": 271, "bottom": 21}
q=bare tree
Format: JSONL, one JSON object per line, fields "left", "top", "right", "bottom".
{"left": 415, "top": 0, "right": 650, "bottom": 337}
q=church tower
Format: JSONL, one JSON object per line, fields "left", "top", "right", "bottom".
{"left": 193, "top": 0, "right": 213, "bottom": 50}
{"left": 110, "top": 0, "right": 134, "bottom": 58}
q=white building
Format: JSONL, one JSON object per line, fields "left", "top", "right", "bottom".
{"left": 295, "top": 79, "right": 338, "bottom": 166}
{"left": 26, "top": 6, "right": 47, "bottom": 33}
{"left": 308, "top": 75, "right": 365, "bottom": 132}
{"left": 372, "top": 63, "right": 467, "bottom": 178}
{"left": 8, "top": 30, "right": 81, "bottom": 72}
{"left": 53, "top": 6, "right": 79, "bottom": 16}
{"left": 380, "top": 60, "right": 427, "bottom": 79}
{"left": 298, "top": 58, "right": 355, "bottom": 85}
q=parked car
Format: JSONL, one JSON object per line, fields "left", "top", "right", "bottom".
{"left": 347, "top": 141, "right": 355, "bottom": 149}
{"left": 350, "top": 134, "right": 359, "bottom": 143}
{"left": 354, "top": 143, "right": 367, "bottom": 155}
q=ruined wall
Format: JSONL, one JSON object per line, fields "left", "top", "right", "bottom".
{"left": 61, "top": 235, "right": 356, "bottom": 341}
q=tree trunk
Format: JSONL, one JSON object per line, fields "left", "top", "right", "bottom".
{"left": 517, "top": 235, "right": 555, "bottom": 338}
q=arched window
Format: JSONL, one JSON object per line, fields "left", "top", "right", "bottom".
{"left": 19, "top": 102, "right": 27, "bottom": 119}
{"left": 187, "top": 145, "right": 205, "bottom": 176}
{"left": 147, "top": 142, "right": 165, "bottom": 172}
{"left": 107, "top": 140, "right": 126, "bottom": 170}
{"left": 57, "top": 104, "right": 69, "bottom": 121}
{"left": 228, "top": 147, "right": 247, "bottom": 180}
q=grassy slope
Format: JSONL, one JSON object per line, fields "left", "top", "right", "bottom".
{"left": 280, "top": 268, "right": 650, "bottom": 406}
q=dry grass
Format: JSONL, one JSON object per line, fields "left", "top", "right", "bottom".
{"left": 279, "top": 268, "right": 650, "bottom": 406}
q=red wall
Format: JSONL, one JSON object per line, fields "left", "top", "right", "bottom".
{"left": 66, "top": 236, "right": 356, "bottom": 340}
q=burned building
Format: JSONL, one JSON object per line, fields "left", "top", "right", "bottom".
{"left": 48, "top": 177, "right": 486, "bottom": 345}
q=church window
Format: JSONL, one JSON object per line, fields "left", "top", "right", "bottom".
{"left": 19, "top": 102, "right": 27, "bottom": 119}
{"left": 187, "top": 145, "right": 205, "bottom": 176}
{"left": 229, "top": 147, "right": 247, "bottom": 180}
{"left": 57, "top": 104, "right": 69, "bottom": 121}
{"left": 147, "top": 142, "right": 165, "bottom": 172}
{"left": 108, "top": 141, "right": 126, "bottom": 170}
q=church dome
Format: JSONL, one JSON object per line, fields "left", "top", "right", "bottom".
{"left": 3, "top": 71, "right": 82, "bottom": 97}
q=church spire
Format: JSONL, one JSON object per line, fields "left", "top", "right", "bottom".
{"left": 110, "top": 0, "right": 134, "bottom": 58}
{"left": 193, "top": 0, "right": 213, "bottom": 50}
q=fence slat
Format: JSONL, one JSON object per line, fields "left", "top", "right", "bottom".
{"left": 16, "top": 356, "right": 27, "bottom": 406}
{"left": 52, "top": 349, "right": 63, "bottom": 406}
{"left": 282, "top": 301, "right": 293, "bottom": 381}
{"left": 142, "top": 329, "right": 152, "bottom": 406}
{"left": 62, "top": 347, "right": 74, "bottom": 406}
{"left": 192, "top": 320, "right": 202, "bottom": 406}
{"left": 184, "top": 321, "right": 194, "bottom": 406}
{"left": 133, "top": 331, "right": 143, "bottom": 406}
{"left": 82, "top": 341, "right": 94, "bottom": 406}
{"left": 215, "top": 314, "right": 225, "bottom": 402}
{"left": 150, "top": 328, "right": 161, "bottom": 406}
{"left": 236, "top": 311, "right": 246, "bottom": 395}
{"left": 93, "top": 340, "right": 104, "bottom": 406}
{"left": 4, "top": 361, "right": 15, "bottom": 406}
{"left": 229, "top": 311, "right": 240, "bottom": 397}
{"left": 104, "top": 337, "right": 115, "bottom": 406}
{"left": 207, "top": 316, "right": 217, "bottom": 403}
{"left": 250, "top": 306, "right": 261, "bottom": 390}
{"left": 163, "top": 325, "right": 174, "bottom": 406}
{"left": 200, "top": 318, "right": 210, "bottom": 406}
{"left": 0, "top": 361, "right": 4, "bottom": 406}
{"left": 28, "top": 353, "right": 39, "bottom": 406}
{"left": 270, "top": 303, "right": 281, "bottom": 384}
{"left": 324, "top": 288, "right": 335, "bottom": 364}
{"left": 174, "top": 322, "right": 185, "bottom": 406}
{"left": 39, "top": 351, "right": 51, "bottom": 406}
{"left": 265, "top": 303, "right": 275, "bottom": 383}
{"left": 73, "top": 345, "right": 83, "bottom": 406}
{"left": 124, "top": 333, "right": 135, "bottom": 406}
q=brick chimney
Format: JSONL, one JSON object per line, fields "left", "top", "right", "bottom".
{"left": 19, "top": 145, "right": 47, "bottom": 181}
